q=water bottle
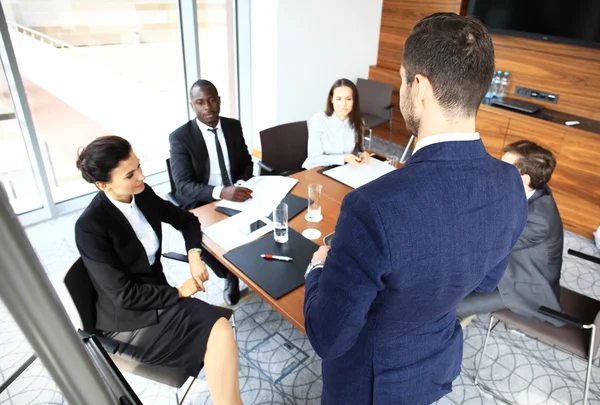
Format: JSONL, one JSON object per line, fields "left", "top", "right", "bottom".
{"left": 491, "top": 70, "right": 502, "bottom": 98}
{"left": 498, "top": 71, "right": 510, "bottom": 98}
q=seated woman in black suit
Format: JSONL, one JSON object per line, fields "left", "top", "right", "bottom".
{"left": 74, "top": 136, "right": 242, "bottom": 405}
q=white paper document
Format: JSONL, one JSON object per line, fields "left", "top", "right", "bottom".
{"left": 322, "top": 159, "right": 396, "bottom": 189}
{"left": 216, "top": 176, "right": 299, "bottom": 216}
{"left": 204, "top": 210, "right": 274, "bottom": 252}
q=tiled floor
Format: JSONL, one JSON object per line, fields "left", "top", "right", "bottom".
{"left": 2, "top": 146, "right": 600, "bottom": 404}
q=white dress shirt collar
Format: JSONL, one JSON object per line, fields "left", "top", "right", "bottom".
{"left": 106, "top": 193, "right": 160, "bottom": 266}
{"left": 196, "top": 117, "right": 221, "bottom": 134}
{"left": 526, "top": 189, "right": 536, "bottom": 200}
{"left": 107, "top": 193, "right": 136, "bottom": 215}
{"left": 412, "top": 132, "right": 481, "bottom": 155}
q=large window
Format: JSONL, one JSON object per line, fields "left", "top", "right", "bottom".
{"left": 0, "top": 64, "right": 43, "bottom": 214}
{"left": 197, "top": 0, "right": 237, "bottom": 118}
{"left": 1, "top": 0, "right": 245, "bottom": 222}
{"left": 4, "top": 0, "right": 188, "bottom": 203}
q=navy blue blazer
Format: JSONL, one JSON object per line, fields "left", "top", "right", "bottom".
{"left": 304, "top": 139, "right": 527, "bottom": 404}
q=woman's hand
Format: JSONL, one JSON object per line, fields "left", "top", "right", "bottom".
{"left": 178, "top": 278, "right": 202, "bottom": 298}
{"left": 188, "top": 249, "right": 209, "bottom": 291}
{"left": 357, "top": 151, "right": 371, "bottom": 163}
{"left": 344, "top": 154, "right": 362, "bottom": 166}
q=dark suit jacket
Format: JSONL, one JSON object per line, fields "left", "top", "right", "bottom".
{"left": 498, "top": 184, "right": 564, "bottom": 325}
{"left": 169, "top": 117, "right": 254, "bottom": 209}
{"left": 74, "top": 184, "right": 202, "bottom": 332}
{"left": 304, "top": 140, "right": 528, "bottom": 405}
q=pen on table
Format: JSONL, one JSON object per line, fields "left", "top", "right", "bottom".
{"left": 243, "top": 189, "right": 253, "bottom": 197}
{"left": 260, "top": 254, "right": 293, "bottom": 262}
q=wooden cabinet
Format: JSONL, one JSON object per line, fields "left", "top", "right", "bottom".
{"left": 550, "top": 128, "right": 600, "bottom": 238}
{"left": 476, "top": 109, "right": 509, "bottom": 159}
{"left": 504, "top": 117, "right": 565, "bottom": 158}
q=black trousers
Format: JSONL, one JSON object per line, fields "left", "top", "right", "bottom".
{"left": 202, "top": 250, "right": 236, "bottom": 279}
{"left": 456, "top": 289, "right": 508, "bottom": 319}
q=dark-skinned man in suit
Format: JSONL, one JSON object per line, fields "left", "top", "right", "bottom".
{"left": 169, "top": 80, "right": 254, "bottom": 305}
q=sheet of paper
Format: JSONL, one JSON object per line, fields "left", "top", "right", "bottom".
{"left": 216, "top": 176, "right": 299, "bottom": 216}
{"left": 322, "top": 159, "right": 396, "bottom": 189}
{"left": 204, "top": 209, "right": 274, "bottom": 252}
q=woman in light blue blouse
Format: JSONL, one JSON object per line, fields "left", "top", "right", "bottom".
{"left": 302, "top": 78, "right": 371, "bottom": 169}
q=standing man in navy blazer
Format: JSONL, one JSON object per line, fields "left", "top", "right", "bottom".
{"left": 303, "top": 13, "right": 528, "bottom": 405}
{"left": 169, "top": 79, "right": 254, "bottom": 305}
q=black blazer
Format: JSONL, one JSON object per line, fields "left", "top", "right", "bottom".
{"left": 498, "top": 184, "right": 564, "bottom": 325}
{"left": 74, "top": 184, "right": 202, "bottom": 332}
{"left": 169, "top": 117, "right": 254, "bottom": 209}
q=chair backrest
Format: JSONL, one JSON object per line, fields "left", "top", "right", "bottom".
{"left": 559, "top": 287, "right": 600, "bottom": 357}
{"left": 356, "top": 78, "right": 393, "bottom": 119}
{"left": 165, "top": 158, "right": 177, "bottom": 194}
{"left": 259, "top": 121, "right": 309, "bottom": 174}
{"left": 64, "top": 258, "right": 98, "bottom": 333}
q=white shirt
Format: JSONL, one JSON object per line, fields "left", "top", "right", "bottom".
{"left": 107, "top": 194, "right": 160, "bottom": 266}
{"left": 302, "top": 111, "right": 357, "bottom": 169}
{"left": 196, "top": 118, "right": 232, "bottom": 200}
{"left": 412, "top": 132, "right": 481, "bottom": 155}
{"left": 526, "top": 189, "right": 536, "bottom": 200}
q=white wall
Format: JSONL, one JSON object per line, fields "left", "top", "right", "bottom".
{"left": 250, "top": 0, "right": 383, "bottom": 150}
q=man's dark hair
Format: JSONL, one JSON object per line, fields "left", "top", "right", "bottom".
{"left": 189, "top": 79, "right": 218, "bottom": 98}
{"left": 504, "top": 140, "right": 557, "bottom": 189}
{"left": 402, "top": 12, "right": 495, "bottom": 118}
{"left": 76, "top": 136, "right": 132, "bottom": 183}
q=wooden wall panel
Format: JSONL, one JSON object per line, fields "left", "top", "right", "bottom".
{"left": 503, "top": 118, "right": 565, "bottom": 158}
{"left": 476, "top": 109, "right": 509, "bottom": 159}
{"left": 550, "top": 128, "right": 600, "bottom": 237}
{"left": 494, "top": 45, "right": 600, "bottom": 121}
{"left": 376, "top": 0, "right": 463, "bottom": 71}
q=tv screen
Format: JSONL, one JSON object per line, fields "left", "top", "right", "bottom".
{"left": 468, "top": 0, "right": 600, "bottom": 48}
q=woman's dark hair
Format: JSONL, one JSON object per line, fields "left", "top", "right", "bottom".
{"left": 325, "top": 78, "right": 365, "bottom": 152}
{"left": 76, "top": 136, "right": 132, "bottom": 183}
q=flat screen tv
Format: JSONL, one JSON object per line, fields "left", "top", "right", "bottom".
{"left": 468, "top": 0, "right": 600, "bottom": 49}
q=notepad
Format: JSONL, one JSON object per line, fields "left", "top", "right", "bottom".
{"left": 320, "top": 159, "right": 396, "bottom": 189}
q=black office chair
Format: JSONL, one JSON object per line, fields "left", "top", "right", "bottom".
{"left": 356, "top": 78, "right": 394, "bottom": 141}
{"left": 165, "top": 158, "right": 182, "bottom": 207}
{"left": 475, "top": 287, "right": 600, "bottom": 405}
{"left": 64, "top": 257, "right": 235, "bottom": 405}
{"left": 257, "top": 121, "right": 308, "bottom": 176}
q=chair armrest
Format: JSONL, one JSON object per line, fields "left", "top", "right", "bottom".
{"left": 384, "top": 104, "right": 394, "bottom": 110}
{"left": 162, "top": 252, "right": 189, "bottom": 263}
{"left": 567, "top": 249, "right": 600, "bottom": 265}
{"left": 280, "top": 168, "right": 305, "bottom": 177}
{"left": 257, "top": 161, "right": 275, "bottom": 174}
{"left": 538, "top": 306, "right": 589, "bottom": 328}
{"left": 165, "top": 193, "right": 182, "bottom": 208}
{"left": 77, "top": 330, "right": 120, "bottom": 354}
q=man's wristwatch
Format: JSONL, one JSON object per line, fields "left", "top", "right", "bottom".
{"left": 305, "top": 260, "right": 326, "bottom": 280}
{"left": 190, "top": 247, "right": 203, "bottom": 255}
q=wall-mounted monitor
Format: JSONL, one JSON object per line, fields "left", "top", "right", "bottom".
{"left": 468, "top": 0, "right": 600, "bottom": 49}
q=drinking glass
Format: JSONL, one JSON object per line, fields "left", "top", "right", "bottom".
{"left": 386, "top": 155, "right": 400, "bottom": 168}
{"left": 306, "top": 183, "right": 323, "bottom": 222}
{"left": 273, "top": 203, "right": 288, "bottom": 243}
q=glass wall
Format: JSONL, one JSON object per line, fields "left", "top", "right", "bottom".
{"left": 0, "top": 63, "right": 43, "bottom": 214}
{"left": 4, "top": 0, "right": 188, "bottom": 203}
{"left": 197, "top": 0, "right": 237, "bottom": 118}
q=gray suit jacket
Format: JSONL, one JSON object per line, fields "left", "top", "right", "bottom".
{"left": 498, "top": 184, "right": 564, "bottom": 326}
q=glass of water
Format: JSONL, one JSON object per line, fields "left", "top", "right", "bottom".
{"left": 386, "top": 155, "right": 400, "bottom": 168}
{"left": 273, "top": 202, "right": 289, "bottom": 243}
{"left": 306, "top": 183, "right": 323, "bottom": 223}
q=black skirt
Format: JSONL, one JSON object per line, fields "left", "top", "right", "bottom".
{"left": 105, "top": 297, "right": 232, "bottom": 377}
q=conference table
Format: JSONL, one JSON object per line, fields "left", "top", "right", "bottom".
{"left": 191, "top": 160, "right": 397, "bottom": 334}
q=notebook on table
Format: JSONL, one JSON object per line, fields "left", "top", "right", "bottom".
{"left": 223, "top": 228, "right": 319, "bottom": 299}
